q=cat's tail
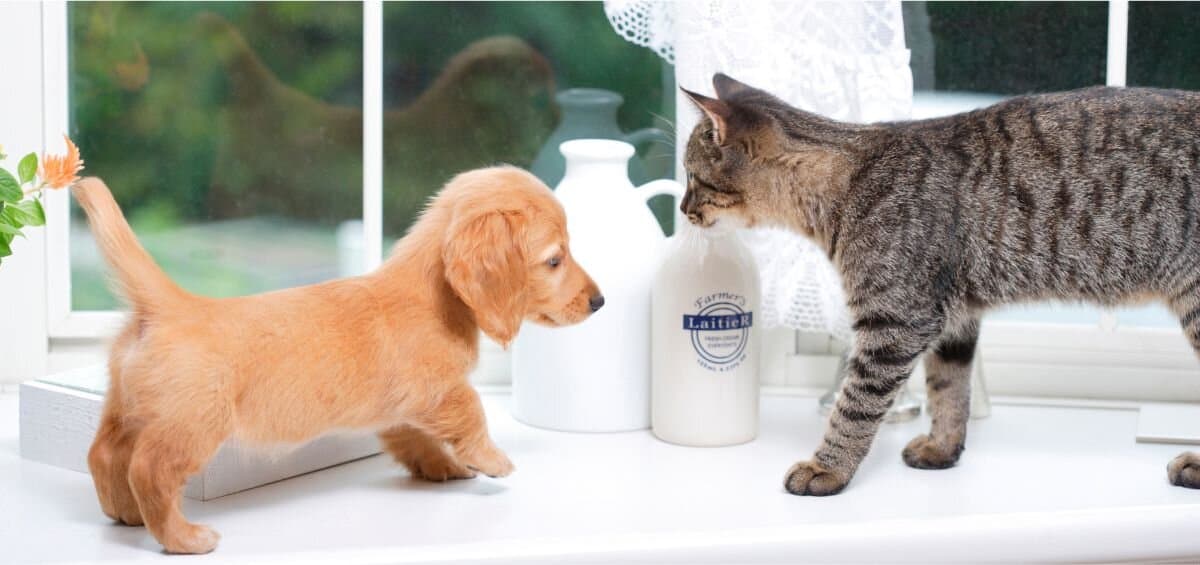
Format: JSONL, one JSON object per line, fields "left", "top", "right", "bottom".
{"left": 72, "top": 177, "right": 188, "bottom": 314}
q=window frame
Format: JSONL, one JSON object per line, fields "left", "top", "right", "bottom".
{"left": 6, "top": 0, "right": 1196, "bottom": 401}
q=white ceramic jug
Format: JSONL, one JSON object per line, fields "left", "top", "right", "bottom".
{"left": 512, "top": 139, "right": 682, "bottom": 431}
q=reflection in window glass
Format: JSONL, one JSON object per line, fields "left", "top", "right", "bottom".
{"left": 381, "top": 1, "right": 675, "bottom": 245}
{"left": 70, "top": 3, "right": 363, "bottom": 309}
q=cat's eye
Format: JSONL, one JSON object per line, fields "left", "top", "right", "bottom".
{"left": 547, "top": 256, "right": 562, "bottom": 269}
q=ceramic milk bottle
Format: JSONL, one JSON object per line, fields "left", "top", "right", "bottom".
{"left": 512, "top": 139, "right": 682, "bottom": 432}
{"left": 651, "top": 222, "right": 761, "bottom": 446}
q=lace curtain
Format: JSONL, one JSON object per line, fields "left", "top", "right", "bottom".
{"left": 606, "top": 1, "right": 913, "bottom": 341}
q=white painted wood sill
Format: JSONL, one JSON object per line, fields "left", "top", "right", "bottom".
{"left": 2, "top": 391, "right": 1198, "bottom": 563}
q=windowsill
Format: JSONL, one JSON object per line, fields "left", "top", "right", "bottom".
{"left": 3, "top": 391, "right": 1198, "bottom": 563}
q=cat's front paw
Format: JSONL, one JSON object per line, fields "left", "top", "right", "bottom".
{"left": 783, "top": 460, "right": 848, "bottom": 496}
{"left": 902, "top": 434, "right": 964, "bottom": 470}
{"left": 1168, "top": 452, "right": 1200, "bottom": 488}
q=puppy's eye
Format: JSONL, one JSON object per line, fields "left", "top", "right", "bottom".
{"left": 547, "top": 256, "right": 562, "bottom": 269}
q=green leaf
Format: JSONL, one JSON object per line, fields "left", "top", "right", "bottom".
{"left": 0, "top": 205, "right": 25, "bottom": 230}
{"left": 0, "top": 168, "right": 20, "bottom": 203}
{"left": 0, "top": 234, "right": 11, "bottom": 258}
{"left": 17, "top": 153, "right": 37, "bottom": 185}
{"left": 14, "top": 199, "right": 45, "bottom": 226}
{"left": 0, "top": 222, "right": 22, "bottom": 238}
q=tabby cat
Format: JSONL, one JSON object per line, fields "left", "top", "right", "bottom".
{"left": 681, "top": 73, "right": 1200, "bottom": 496}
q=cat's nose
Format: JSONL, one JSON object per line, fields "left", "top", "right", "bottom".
{"left": 589, "top": 294, "right": 605, "bottom": 313}
{"left": 680, "top": 189, "right": 696, "bottom": 215}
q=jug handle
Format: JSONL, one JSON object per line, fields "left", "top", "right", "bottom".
{"left": 623, "top": 128, "right": 672, "bottom": 148}
{"left": 638, "top": 178, "right": 685, "bottom": 236}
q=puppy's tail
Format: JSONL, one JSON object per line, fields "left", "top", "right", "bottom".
{"left": 72, "top": 177, "right": 186, "bottom": 313}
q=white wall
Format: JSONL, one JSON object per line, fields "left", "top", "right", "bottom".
{"left": 0, "top": 3, "right": 49, "bottom": 384}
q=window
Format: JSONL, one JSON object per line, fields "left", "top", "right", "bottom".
{"left": 40, "top": 2, "right": 672, "bottom": 340}
{"left": 3, "top": 1, "right": 1193, "bottom": 401}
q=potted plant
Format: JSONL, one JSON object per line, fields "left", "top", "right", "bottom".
{"left": 0, "top": 135, "right": 83, "bottom": 265}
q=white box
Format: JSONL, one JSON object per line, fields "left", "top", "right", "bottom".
{"left": 19, "top": 365, "right": 381, "bottom": 500}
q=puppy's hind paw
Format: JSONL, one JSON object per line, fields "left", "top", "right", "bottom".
{"left": 1168, "top": 452, "right": 1200, "bottom": 489}
{"left": 783, "top": 460, "right": 848, "bottom": 496}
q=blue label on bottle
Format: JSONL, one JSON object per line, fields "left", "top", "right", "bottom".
{"left": 683, "top": 293, "right": 752, "bottom": 372}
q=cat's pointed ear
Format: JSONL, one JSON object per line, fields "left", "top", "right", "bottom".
{"left": 713, "top": 73, "right": 754, "bottom": 99}
{"left": 681, "top": 87, "right": 731, "bottom": 145}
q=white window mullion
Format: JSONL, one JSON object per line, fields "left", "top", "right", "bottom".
{"left": 1106, "top": 0, "right": 1129, "bottom": 87}
{"left": 362, "top": 0, "right": 384, "bottom": 271}
{"left": 42, "top": 0, "right": 77, "bottom": 338}
{"left": 40, "top": 2, "right": 126, "bottom": 340}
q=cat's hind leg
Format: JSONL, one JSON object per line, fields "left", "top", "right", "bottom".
{"left": 903, "top": 316, "right": 979, "bottom": 470}
{"left": 1166, "top": 282, "right": 1200, "bottom": 488}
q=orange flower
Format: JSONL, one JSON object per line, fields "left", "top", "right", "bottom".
{"left": 40, "top": 135, "right": 84, "bottom": 189}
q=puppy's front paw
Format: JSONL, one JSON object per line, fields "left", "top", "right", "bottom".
{"left": 783, "top": 460, "right": 848, "bottom": 496}
{"left": 465, "top": 446, "right": 514, "bottom": 478}
{"left": 1168, "top": 452, "right": 1200, "bottom": 488}
{"left": 408, "top": 455, "right": 477, "bottom": 482}
{"left": 902, "top": 434, "right": 964, "bottom": 470}
{"left": 160, "top": 523, "right": 220, "bottom": 555}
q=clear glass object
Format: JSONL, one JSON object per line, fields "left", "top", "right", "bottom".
{"left": 818, "top": 346, "right": 993, "bottom": 422}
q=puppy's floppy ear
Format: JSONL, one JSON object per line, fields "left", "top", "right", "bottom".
{"left": 681, "top": 87, "right": 732, "bottom": 145}
{"left": 444, "top": 211, "right": 527, "bottom": 347}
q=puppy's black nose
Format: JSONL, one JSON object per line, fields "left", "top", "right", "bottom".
{"left": 589, "top": 295, "right": 605, "bottom": 312}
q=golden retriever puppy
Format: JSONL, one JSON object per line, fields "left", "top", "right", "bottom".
{"left": 77, "top": 167, "right": 602, "bottom": 554}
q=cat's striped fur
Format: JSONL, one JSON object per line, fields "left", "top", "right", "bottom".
{"left": 681, "top": 73, "right": 1200, "bottom": 496}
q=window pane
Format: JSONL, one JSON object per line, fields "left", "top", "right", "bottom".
{"left": 904, "top": 1, "right": 1107, "bottom": 326}
{"left": 906, "top": 1, "right": 1107, "bottom": 97}
{"left": 70, "top": 2, "right": 363, "bottom": 310}
{"left": 1129, "top": 2, "right": 1200, "bottom": 90}
{"left": 381, "top": 1, "right": 674, "bottom": 246}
